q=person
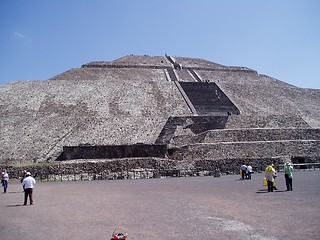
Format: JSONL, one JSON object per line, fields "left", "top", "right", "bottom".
{"left": 21, "top": 170, "right": 27, "bottom": 191}
{"left": 1, "top": 170, "right": 9, "bottom": 193}
{"left": 247, "top": 165, "right": 253, "bottom": 180}
{"left": 240, "top": 164, "right": 247, "bottom": 180}
{"left": 283, "top": 162, "right": 293, "bottom": 191}
{"left": 22, "top": 172, "right": 36, "bottom": 205}
{"left": 21, "top": 170, "right": 27, "bottom": 182}
{"left": 265, "top": 164, "right": 277, "bottom": 192}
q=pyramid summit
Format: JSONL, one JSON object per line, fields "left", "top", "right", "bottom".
{"left": 1, "top": 55, "right": 319, "bottom": 178}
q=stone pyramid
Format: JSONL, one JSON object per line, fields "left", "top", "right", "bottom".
{"left": 1, "top": 55, "right": 319, "bottom": 178}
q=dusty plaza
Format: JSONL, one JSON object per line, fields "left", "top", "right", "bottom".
{"left": 1, "top": 171, "right": 320, "bottom": 240}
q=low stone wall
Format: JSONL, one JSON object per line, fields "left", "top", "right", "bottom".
{"left": 60, "top": 144, "right": 167, "bottom": 160}
{"left": 0, "top": 156, "right": 302, "bottom": 182}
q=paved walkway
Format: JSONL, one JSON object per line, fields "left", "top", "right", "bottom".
{"left": 1, "top": 171, "right": 320, "bottom": 240}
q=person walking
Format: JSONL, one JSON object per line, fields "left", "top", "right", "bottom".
{"left": 22, "top": 172, "right": 36, "bottom": 205}
{"left": 283, "top": 162, "right": 293, "bottom": 191}
{"left": 1, "top": 170, "right": 9, "bottom": 193}
{"left": 265, "top": 164, "right": 277, "bottom": 192}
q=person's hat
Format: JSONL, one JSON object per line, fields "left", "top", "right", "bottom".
{"left": 26, "top": 172, "right": 31, "bottom": 176}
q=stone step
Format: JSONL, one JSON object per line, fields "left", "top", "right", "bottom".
{"left": 168, "top": 140, "right": 320, "bottom": 160}
{"left": 172, "top": 128, "right": 320, "bottom": 146}
{"left": 179, "top": 82, "right": 240, "bottom": 115}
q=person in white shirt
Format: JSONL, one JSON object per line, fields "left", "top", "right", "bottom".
{"left": 247, "top": 165, "right": 253, "bottom": 180}
{"left": 1, "top": 170, "right": 9, "bottom": 193}
{"left": 22, "top": 172, "right": 36, "bottom": 205}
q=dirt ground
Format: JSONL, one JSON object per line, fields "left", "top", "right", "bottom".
{"left": 1, "top": 171, "right": 320, "bottom": 240}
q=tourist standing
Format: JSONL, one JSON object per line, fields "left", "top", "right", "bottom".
{"left": 265, "top": 164, "right": 277, "bottom": 192}
{"left": 20, "top": 170, "right": 27, "bottom": 191}
{"left": 247, "top": 165, "right": 253, "bottom": 179}
{"left": 283, "top": 162, "right": 293, "bottom": 191}
{"left": 1, "top": 170, "right": 9, "bottom": 193}
{"left": 22, "top": 172, "right": 36, "bottom": 205}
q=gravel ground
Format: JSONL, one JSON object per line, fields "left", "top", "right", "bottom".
{"left": 1, "top": 171, "right": 319, "bottom": 240}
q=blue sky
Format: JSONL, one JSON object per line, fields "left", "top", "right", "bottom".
{"left": 0, "top": 0, "right": 319, "bottom": 89}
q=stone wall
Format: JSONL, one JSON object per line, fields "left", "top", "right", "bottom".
{"left": 60, "top": 144, "right": 167, "bottom": 160}
{"left": 199, "top": 70, "right": 320, "bottom": 128}
{"left": 173, "top": 128, "right": 320, "bottom": 147}
{"left": 0, "top": 157, "right": 290, "bottom": 181}
{"left": 0, "top": 79, "right": 191, "bottom": 164}
{"left": 168, "top": 140, "right": 320, "bottom": 160}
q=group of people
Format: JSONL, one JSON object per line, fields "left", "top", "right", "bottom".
{"left": 240, "top": 164, "right": 253, "bottom": 180}
{"left": 1, "top": 170, "right": 36, "bottom": 205}
{"left": 265, "top": 162, "right": 294, "bottom": 192}
{"left": 239, "top": 162, "right": 294, "bottom": 192}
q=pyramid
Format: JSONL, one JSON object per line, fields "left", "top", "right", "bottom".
{"left": 1, "top": 55, "right": 319, "bottom": 178}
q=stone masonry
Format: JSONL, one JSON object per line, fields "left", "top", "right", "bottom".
{"left": 0, "top": 55, "right": 319, "bottom": 178}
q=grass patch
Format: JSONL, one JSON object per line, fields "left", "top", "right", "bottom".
{"left": 8, "top": 161, "right": 61, "bottom": 168}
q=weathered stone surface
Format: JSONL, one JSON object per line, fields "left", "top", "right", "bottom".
{"left": 168, "top": 140, "right": 320, "bottom": 160}
{"left": 172, "top": 128, "right": 320, "bottom": 146}
{"left": 0, "top": 55, "right": 319, "bottom": 176}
